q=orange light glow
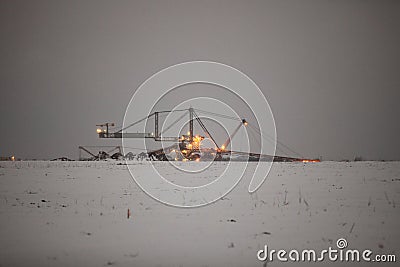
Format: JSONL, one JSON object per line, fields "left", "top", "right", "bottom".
{"left": 302, "top": 159, "right": 320, "bottom": 163}
{"left": 96, "top": 128, "right": 102, "bottom": 134}
{"left": 195, "top": 158, "right": 200, "bottom": 162}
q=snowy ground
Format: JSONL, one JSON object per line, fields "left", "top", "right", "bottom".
{"left": 0, "top": 161, "right": 399, "bottom": 267}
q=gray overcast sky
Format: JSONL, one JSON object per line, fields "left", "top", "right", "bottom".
{"left": 1, "top": 0, "right": 399, "bottom": 160}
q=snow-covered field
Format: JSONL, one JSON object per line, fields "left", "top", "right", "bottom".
{"left": 0, "top": 161, "right": 399, "bottom": 267}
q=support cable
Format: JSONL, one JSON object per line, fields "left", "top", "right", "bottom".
{"left": 194, "top": 109, "right": 242, "bottom": 121}
{"left": 192, "top": 111, "right": 220, "bottom": 149}
{"left": 160, "top": 111, "right": 188, "bottom": 135}
{"left": 248, "top": 123, "right": 303, "bottom": 158}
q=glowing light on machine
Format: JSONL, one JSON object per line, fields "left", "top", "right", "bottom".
{"left": 302, "top": 159, "right": 320, "bottom": 163}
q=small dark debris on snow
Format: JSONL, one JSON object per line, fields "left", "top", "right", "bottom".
{"left": 227, "top": 219, "right": 237, "bottom": 223}
{"left": 262, "top": 231, "right": 271, "bottom": 235}
{"left": 349, "top": 222, "right": 355, "bottom": 233}
{"left": 228, "top": 242, "right": 235, "bottom": 248}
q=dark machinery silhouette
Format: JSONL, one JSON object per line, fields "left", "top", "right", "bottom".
{"left": 96, "top": 108, "right": 319, "bottom": 162}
